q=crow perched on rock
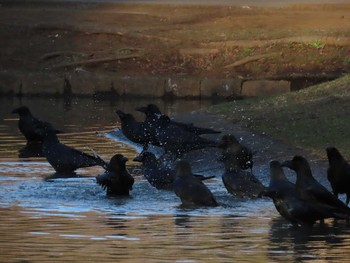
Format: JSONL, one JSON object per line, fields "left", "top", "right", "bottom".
{"left": 282, "top": 155, "right": 350, "bottom": 214}
{"left": 41, "top": 129, "right": 106, "bottom": 174}
{"left": 133, "top": 151, "right": 215, "bottom": 190}
{"left": 96, "top": 154, "right": 134, "bottom": 196}
{"left": 173, "top": 160, "right": 217, "bottom": 207}
{"left": 326, "top": 147, "right": 350, "bottom": 205}
{"left": 217, "top": 134, "right": 254, "bottom": 171}
{"left": 220, "top": 152, "right": 264, "bottom": 198}
{"left": 262, "top": 161, "right": 348, "bottom": 226}
{"left": 12, "top": 106, "right": 62, "bottom": 144}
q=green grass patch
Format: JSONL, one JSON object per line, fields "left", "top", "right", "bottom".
{"left": 208, "top": 75, "right": 350, "bottom": 157}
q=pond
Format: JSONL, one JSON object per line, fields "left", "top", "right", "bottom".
{"left": 1, "top": 96, "right": 350, "bottom": 262}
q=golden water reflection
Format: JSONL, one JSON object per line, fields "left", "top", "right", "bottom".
{"left": 2, "top": 97, "right": 350, "bottom": 262}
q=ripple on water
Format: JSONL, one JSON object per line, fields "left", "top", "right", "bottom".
{"left": 2, "top": 98, "right": 350, "bottom": 262}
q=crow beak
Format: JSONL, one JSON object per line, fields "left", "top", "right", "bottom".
{"left": 122, "top": 156, "right": 129, "bottom": 162}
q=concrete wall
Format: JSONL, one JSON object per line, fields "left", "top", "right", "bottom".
{"left": 0, "top": 70, "right": 291, "bottom": 98}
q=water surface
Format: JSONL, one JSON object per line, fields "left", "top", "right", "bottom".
{"left": 1, "top": 97, "right": 350, "bottom": 262}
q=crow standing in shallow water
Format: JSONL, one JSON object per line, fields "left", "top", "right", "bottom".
{"left": 262, "top": 161, "right": 348, "bottom": 226}
{"left": 136, "top": 104, "right": 220, "bottom": 136}
{"left": 217, "top": 134, "right": 254, "bottom": 171}
{"left": 133, "top": 151, "right": 215, "bottom": 190}
{"left": 12, "top": 106, "right": 61, "bottom": 144}
{"left": 282, "top": 155, "right": 350, "bottom": 214}
{"left": 173, "top": 160, "right": 217, "bottom": 207}
{"left": 326, "top": 147, "right": 350, "bottom": 205}
{"left": 135, "top": 104, "right": 219, "bottom": 157}
{"left": 41, "top": 129, "right": 107, "bottom": 174}
{"left": 96, "top": 154, "right": 134, "bottom": 196}
{"left": 220, "top": 152, "right": 264, "bottom": 198}
{"left": 152, "top": 115, "right": 217, "bottom": 158}
{"left": 116, "top": 110, "right": 152, "bottom": 149}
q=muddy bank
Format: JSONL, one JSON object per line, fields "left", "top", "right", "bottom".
{"left": 0, "top": 1, "right": 349, "bottom": 97}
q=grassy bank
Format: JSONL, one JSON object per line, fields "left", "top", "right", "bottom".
{"left": 209, "top": 74, "right": 350, "bottom": 157}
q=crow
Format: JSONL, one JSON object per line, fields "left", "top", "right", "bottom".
{"left": 96, "top": 154, "right": 134, "bottom": 196}
{"left": 41, "top": 129, "right": 106, "bottom": 174}
{"left": 116, "top": 109, "right": 152, "bottom": 149}
{"left": 136, "top": 104, "right": 220, "bottom": 135}
{"left": 12, "top": 106, "right": 62, "bottom": 144}
{"left": 173, "top": 160, "right": 218, "bottom": 207}
{"left": 282, "top": 155, "right": 350, "bottom": 214}
{"left": 220, "top": 152, "right": 264, "bottom": 198}
{"left": 262, "top": 161, "right": 347, "bottom": 226}
{"left": 326, "top": 147, "right": 350, "bottom": 205}
{"left": 153, "top": 115, "right": 217, "bottom": 158}
{"left": 133, "top": 151, "right": 215, "bottom": 190}
{"left": 217, "top": 134, "right": 254, "bottom": 171}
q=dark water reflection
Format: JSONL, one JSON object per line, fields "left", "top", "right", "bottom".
{"left": 1, "top": 97, "right": 350, "bottom": 262}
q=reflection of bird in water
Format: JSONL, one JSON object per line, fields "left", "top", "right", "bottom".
{"left": 220, "top": 153, "right": 264, "bottom": 198}
{"left": 217, "top": 134, "right": 254, "bottom": 171}
{"left": 268, "top": 217, "right": 346, "bottom": 263}
{"left": 134, "top": 151, "right": 215, "bottom": 190}
{"left": 173, "top": 160, "right": 217, "bottom": 207}
{"left": 282, "top": 156, "right": 350, "bottom": 214}
{"left": 96, "top": 154, "right": 134, "bottom": 196}
{"left": 326, "top": 147, "right": 350, "bottom": 205}
{"left": 41, "top": 129, "right": 107, "bottom": 174}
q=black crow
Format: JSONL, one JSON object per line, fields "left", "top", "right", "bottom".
{"left": 136, "top": 104, "right": 220, "bottom": 135}
{"left": 282, "top": 155, "right": 350, "bottom": 214}
{"left": 41, "top": 129, "right": 106, "bottom": 174}
{"left": 173, "top": 160, "right": 217, "bottom": 207}
{"left": 262, "top": 161, "right": 346, "bottom": 226}
{"left": 116, "top": 110, "right": 151, "bottom": 149}
{"left": 96, "top": 154, "right": 134, "bottom": 196}
{"left": 133, "top": 151, "right": 215, "bottom": 190}
{"left": 153, "top": 115, "right": 217, "bottom": 158}
{"left": 12, "top": 106, "right": 61, "bottom": 144}
{"left": 220, "top": 152, "right": 264, "bottom": 198}
{"left": 217, "top": 134, "right": 254, "bottom": 170}
{"left": 326, "top": 147, "right": 350, "bottom": 205}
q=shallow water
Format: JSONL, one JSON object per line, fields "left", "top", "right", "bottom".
{"left": 1, "top": 97, "right": 350, "bottom": 262}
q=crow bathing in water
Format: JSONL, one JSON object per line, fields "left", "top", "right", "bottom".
{"left": 262, "top": 161, "right": 348, "bottom": 226}
{"left": 12, "top": 106, "right": 62, "bottom": 144}
{"left": 136, "top": 104, "right": 220, "bottom": 136}
{"left": 326, "top": 147, "right": 350, "bottom": 205}
{"left": 219, "top": 152, "right": 264, "bottom": 198}
{"left": 96, "top": 154, "right": 134, "bottom": 196}
{"left": 282, "top": 155, "right": 350, "bottom": 215}
{"left": 173, "top": 160, "right": 217, "bottom": 207}
{"left": 217, "top": 134, "right": 254, "bottom": 171}
{"left": 41, "top": 129, "right": 106, "bottom": 174}
{"left": 133, "top": 151, "right": 215, "bottom": 190}
{"left": 116, "top": 109, "right": 152, "bottom": 149}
